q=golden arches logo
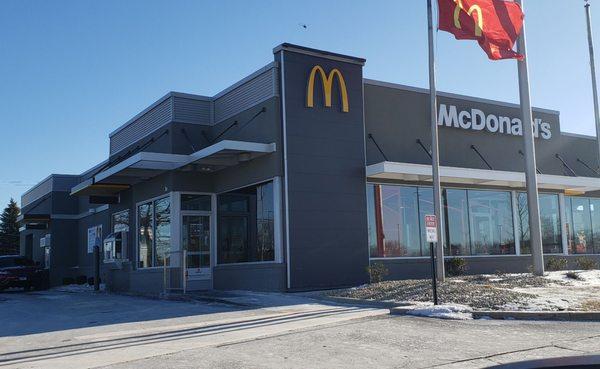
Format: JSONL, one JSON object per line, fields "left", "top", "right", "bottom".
{"left": 453, "top": 0, "right": 483, "bottom": 37}
{"left": 306, "top": 65, "right": 349, "bottom": 113}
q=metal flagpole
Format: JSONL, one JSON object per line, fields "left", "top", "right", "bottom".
{"left": 427, "top": 0, "right": 445, "bottom": 282}
{"left": 585, "top": 0, "right": 600, "bottom": 164}
{"left": 515, "top": 0, "right": 544, "bottom": 275}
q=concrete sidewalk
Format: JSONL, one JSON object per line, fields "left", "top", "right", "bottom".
{"left": 0, "top": 290, "right": 386, "bottom": 369}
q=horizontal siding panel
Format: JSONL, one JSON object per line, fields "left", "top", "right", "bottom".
{"left": 214, "top": 68, "right": 277, "bottom": 123}
{"left": 21, "top": 177, "right": 53, "bottom": 208}
{"left": 173, "top": 97, "right": 211, "bottom": 124}
{"left": 110, "top": 98, "right": 173, "bottom": 155}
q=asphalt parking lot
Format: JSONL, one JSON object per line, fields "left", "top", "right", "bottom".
{"left": 1, "top": 290, "right": 599, "bottom": 369}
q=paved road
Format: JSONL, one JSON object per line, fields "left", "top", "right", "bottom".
{"left": 1, "top": 290, "right": 600, "bottom": 369}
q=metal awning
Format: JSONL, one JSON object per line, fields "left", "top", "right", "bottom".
{"left": 71, "top": 140, "right": 276, "bottom": 196}
{"left": 17, "top": 214, "right": 51, "bottom": 224}
{"left": 367, "top": 161, "right": 600, "bottom": 194}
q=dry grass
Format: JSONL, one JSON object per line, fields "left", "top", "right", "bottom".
{"left": 580, "top": 299, "right": 600, "bottom": 311}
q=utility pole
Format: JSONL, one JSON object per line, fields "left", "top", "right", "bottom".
{"left": 516, "top": 0, "right": 544, "bottom": 276}
{"left": 427, "top": 0, "right": 445, "bottom": 282}
{"left": 585, "top": 0, "right": 600, "bottom": 165}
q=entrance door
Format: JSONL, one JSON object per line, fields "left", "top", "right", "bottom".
{"left": 182, "top": 214, "right": 211, "bottom": 278}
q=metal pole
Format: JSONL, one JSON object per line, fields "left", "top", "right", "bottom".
{"left": 585, "top": 1, "right": 600, "bottom": 164}
{"left": 427, "top": 0, "right": 445, "bottom": 281}
{"left": 516, "top": 0, "right": 544, "bottom": 276}
{"left": 430, "top": 242, "right": 439, "bottom": 305}
{"left": 93, "top": 245, "right": 100, "bottom": 291}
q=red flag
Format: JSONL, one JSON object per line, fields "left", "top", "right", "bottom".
{"left": 437, "top": 0, "right": 524, "bottom": 60}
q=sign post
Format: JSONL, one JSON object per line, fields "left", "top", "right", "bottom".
{"left": 425, "top": 215, "right": 439, "bottom": 305}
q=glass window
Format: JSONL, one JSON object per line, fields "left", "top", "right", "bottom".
{"left": 590, "top": 199, "right": 600, "bottom": 254}
{"left": 517, "top": 193, "right": 562, "bottom": 254}
{"left": 569, "top": 197, "right": 594, "bottom": 254}
{"left": 181, "top": 194, "right": 211, "bottom": 211}
{"left": 418, "top": 187, "right": 433, "bottom": 256}
{"left": 444, "top": 189, "right": 471, "bottom": 256}
{"left": 217, "top": 181, "right": 275, "bottom": 264}
{"left": 367, "top": 184, "right": 421, "bottom": 257}
{"left": 138, "top": 202, "right": 153, "bottom": 268}
{"left": 468, "top": 190, "right": 515, "bottom": 255}
{"left": 137, "top": 197, "right": 171, "bottom": 268}
{"left": 154, "top": 197, "right": 171, "bottom": 266}
{"left": 112, "top": 210, "right": 129, "bottom": 233}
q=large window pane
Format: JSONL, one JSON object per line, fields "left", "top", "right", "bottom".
{"left": 518, "top": 193, "right": 562, "bottom": 254}
{"left": 217, "top": 181, "right": 275, "bottom": 264}
{"left": 369, "top": 185, "right": 421, "bottom": 257}
{"left": 137, "top": 202, "right": 153, "bottom": 268}
{"left": 154, "top": 197, "right": 171, "bottom": 266}
{"left": 418, "top": 187, "right": 433, "bottom": 256}
{"left": 591, "top": 199, "right": 600, "bottom": 254}
{"left": 181, "top": 194, "right": 211, "bottom": 211}
{"left": 468, "top": 190, "right": 515, "bottom": 255}
{"left": 444, "top": 189, "right": 471, "bottom": 256}
{"left": 570, "top": 197, "right": 593, "bottom": 254}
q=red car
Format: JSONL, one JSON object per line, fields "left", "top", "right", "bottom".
{"left": 0, "top": 255, "right": 49, "bottom": 291}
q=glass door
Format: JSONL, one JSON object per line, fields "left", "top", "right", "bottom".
{"left": 182, "top": 213, "right": 211, "bottom": 278}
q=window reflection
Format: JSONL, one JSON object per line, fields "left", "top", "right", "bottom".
{"left": 468, "top": 190, "right": 515, "bottom": 255}
{"left": 444, "top": 189, "right": 470, "bottom": 256}
{"left": 518, "top": 193, "right": 562, "bottom": 254}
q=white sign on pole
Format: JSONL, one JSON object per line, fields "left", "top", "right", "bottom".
{"left": 425, "top": 215, "right": 438, "bottom": 243}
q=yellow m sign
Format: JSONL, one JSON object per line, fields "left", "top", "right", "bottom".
{"left": 306, "top": 65, "right": 349, "bottom": 113}
{"left": 454, "top": 0, "right": 483, "bottom": 37}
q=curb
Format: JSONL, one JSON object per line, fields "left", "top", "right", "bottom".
{"left": 472, "top": 310, "right": 600, "bottom": 321}
{"left": 390, "top": 307, "right": 600, "bottom": 321}
{"left": 303, "top": 294, "right": 411, "bottom": 309}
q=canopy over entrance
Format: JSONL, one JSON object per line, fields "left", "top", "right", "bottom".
{"left": 367, "top": 161, "right": 600, "bottom": 194}
{"left": 71, "top": 140, "right": 276, "bottom": 197}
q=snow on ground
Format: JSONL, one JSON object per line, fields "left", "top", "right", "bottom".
{"left": 503, "top": 270, "right": 600, "bottom": 311}
{"left": 52, "top": 283, "right": 106, "bottom": 293}
{"left": 406, "top": 304, "right": 473, "bottom": 320}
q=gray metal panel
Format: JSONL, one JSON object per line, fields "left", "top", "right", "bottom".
{"left": 213, "top": 67, "right": 278, "bottom": 124}
{"left": 173, "top": 96, "right": 211, "bottom": 124}
{"left": 110, "top": 97, "right": 173, "bottom": 155}
{"left": 21, "top": 176, "right": 53, "bottom": 208}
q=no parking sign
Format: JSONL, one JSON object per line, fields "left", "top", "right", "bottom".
{"left": 425, "top": 215, "right": 438, "bottom": 243}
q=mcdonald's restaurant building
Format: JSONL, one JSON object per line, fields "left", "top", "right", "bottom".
{"left": 18, "top": 44, "right": 600, "bottom": 294}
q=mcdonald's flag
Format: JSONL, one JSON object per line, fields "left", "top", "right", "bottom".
{"left": 437, "top": 0, "right": 524, "bottom": 60}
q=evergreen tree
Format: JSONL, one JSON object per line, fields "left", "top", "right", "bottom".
{"left": 0, "top": 199, "right": 20, "bottom": 255}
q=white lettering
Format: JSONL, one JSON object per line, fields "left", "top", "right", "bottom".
{"left": 471, "top": 109, "right": 485, "bottom": 130}
{"left": 436, "top": 104, "right": 552, "bottom": 140}
{"left": 486, "top": 114, "right": 499, "bottom": 133}
{"left": 438, "top": 104, "right": 458, "bottom": 128}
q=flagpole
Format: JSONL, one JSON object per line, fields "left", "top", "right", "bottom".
{"left": 585, "top": 0, "right": 600, "bottom": 165}
{"left": 515, "top": 0, "right": 544, "bottom": 276}
{"left": 427, "top": 0, "right": 445, "bottom": 282}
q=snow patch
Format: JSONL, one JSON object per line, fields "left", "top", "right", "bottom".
{"left": 52, "top": 284, "right": 106, "bottom": 293}
{"left": 407, "top": 304, "right": 473, "bottom": 320}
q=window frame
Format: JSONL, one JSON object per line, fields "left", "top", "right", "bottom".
{"left": 135, "top": 194, "right": 172, "bottom": 269}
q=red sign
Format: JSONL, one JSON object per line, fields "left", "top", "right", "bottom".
{"left": 425, "top": 215, "right": 437, "bottom": 228}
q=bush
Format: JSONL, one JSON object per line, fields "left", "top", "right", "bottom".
{"left": 546, "top": 257, "right": 568, "bottom": 271}
{"left": 565, "top": 271, "right": 583, "bottom": 280}
{"left": 75, "top": 275, "right": 87, "bottom": 285}
{"left": 575, "top": 257, "right": 598, "bottom": 270}
{"left": 62, "top": 277, "right": 75, "bottom": 285}
{"left": 366, "top": 263, "right": 388, "bottom": 283}
{"left": 445, "top": 257, "right": 468, "bottom": 277}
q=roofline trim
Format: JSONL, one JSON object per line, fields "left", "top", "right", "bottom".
{"left": 212, "top": 62, "right": 278, "bottom": 101}
{"left": 273, "top": 43, "right": 366, "bottom": 65}
{"left": 364, "top": 79, "right": 560, "bottom": 116}
{"left": 561, "top": 131, "right": 597, "bottom": 140}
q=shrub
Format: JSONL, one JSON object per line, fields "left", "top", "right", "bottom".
{"left": 75, "top": 275, "right": 87, "bottom": 285}
{"left": 565, "top": 271, "right": 583, "bottom": 280}
{"left": 366, "top": 263, "right": 388, "bottom": 283}
{"left": 445, "top": 257, "right": 468, "bottom": 277}
{"left": 546, "top": 257, "right": 568, "bottom": 271}
{"left": 87, "top": 276, "right": 101, "bottom": 285}
{"left": 62, "top": 277, "right": 75, "bottom": 285}
{"left": 575, "top": 257, "right": 598, "bottom": 270}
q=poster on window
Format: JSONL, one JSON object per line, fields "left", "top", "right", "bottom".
{"left": 87, "top": 225, "right": 102, "bottom": 253}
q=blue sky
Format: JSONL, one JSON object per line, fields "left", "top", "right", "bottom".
{"left": 0, "top": 0, "right": 599, "bottom": 207}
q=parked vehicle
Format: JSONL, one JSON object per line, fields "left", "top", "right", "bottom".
{"left": 0, "top": 255, "right": 49, "bottom": 291}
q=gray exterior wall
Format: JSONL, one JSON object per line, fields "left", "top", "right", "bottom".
{"left": 277, "top": 45, "right": 370, "bottom": 290}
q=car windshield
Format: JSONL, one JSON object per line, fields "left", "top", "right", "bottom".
{"left": 0, "top": 257, "right": 34, "bottom": 268}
